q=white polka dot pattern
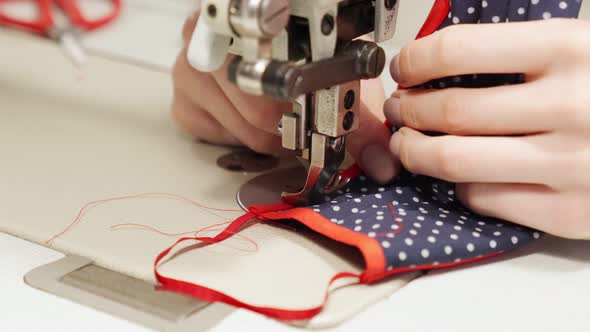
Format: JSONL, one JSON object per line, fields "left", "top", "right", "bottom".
{"left": 313, "top": 173, "right": 539, "bottom": 270}
{"left": 438, "top": 0, "right": 581, "bottom": 26}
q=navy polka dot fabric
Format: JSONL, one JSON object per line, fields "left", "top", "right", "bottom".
{"left": 306, "top": 1, "right": 581, "bottom": 273}
{"left": 312, "top": 172, "right": 541, "bottom": 271}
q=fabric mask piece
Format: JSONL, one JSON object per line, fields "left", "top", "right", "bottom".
{"left": 311, "top": 172, "right": 539, "bottom": 271}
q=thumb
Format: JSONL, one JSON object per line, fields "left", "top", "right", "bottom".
{"left": 345, "top": 79, "right": 400, "bottom": 184}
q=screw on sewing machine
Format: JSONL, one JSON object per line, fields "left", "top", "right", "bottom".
{"left": 384, "top": 0, "right": 398, "bottom": 10}
{"left": 321, "top": 14, "right": 335, "bottom": 35}
{"left": 344, "top": 90, "right": 355, "bottom": 109}
{"left": 207, "top": 4, "right": 217, "bottom": 17}
{"left": 343, "top": 112, "right": 355, "bottom": 131}
{"left": 343, "top": 90, "right": 356, "bottom": 131}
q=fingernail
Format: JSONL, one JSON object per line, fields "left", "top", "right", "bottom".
{"left": 361, "top": 144, "right": 396, "bottom": 185}
{"left": 390, "top": 131, "right": 402, "bottom": 158}
{"left": 383, "top": 97, "right": 402, "bottom": 127}
{"left": 390, "top": 54, "right": 401, "bottom": 83}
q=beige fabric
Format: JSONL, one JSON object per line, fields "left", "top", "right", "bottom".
{"left": 0, "top": 30, "right": 414, "bottom": 327}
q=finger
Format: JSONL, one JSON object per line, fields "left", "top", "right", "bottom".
{"left": 182, "top": 10, "right": 199, "bottom": 46}
{"left": 384, "top": 82, "right": 555, "bottom": 135}
{"left": 211, "top": 57, "right": 291, "bottom": 135}
{"left": 457, "top": 183, "right": 590, "bottom": 240}
{"left": 173, "top": 49, "right": 283, "bottom": 154}
{"left": 171, "top": 89, "right": 240, "bottom": 146}
{"left": 390, "top": 20, "right": 576, "bottom": 87}
{"left": 347, "top": 79, "right": 401, "bottom": 184}
{"left": 389, "top": 127, "right": 552, "bottom": 184}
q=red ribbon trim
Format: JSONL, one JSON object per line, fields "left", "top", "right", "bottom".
{"left": 416, "top": 0, "right": 451, "bottom": 39}
{"left": 259, "top": 206, "right": 386, "bottom": 283}
{"left": 154, "top": 205, "right": 363, "bottom": 321}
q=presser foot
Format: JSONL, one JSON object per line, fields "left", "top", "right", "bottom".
{"left": 281, "top": 134, "right": 348, "bottom": 206}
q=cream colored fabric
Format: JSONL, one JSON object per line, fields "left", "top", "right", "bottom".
{"left": 0, "top": 31, "right": 414, "bottom": 327}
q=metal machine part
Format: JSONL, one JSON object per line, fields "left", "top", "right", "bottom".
{"left": 189, "top": 0, "right": 400, "bottom": 205}
{"left": 229, "top": 40, "right": 386, "bottom": 100}
{"left": 24, "top": 256, "right": 232, "bottom": 332}
{"left": 237, "top": 166, "right": 308, "bottom": 209}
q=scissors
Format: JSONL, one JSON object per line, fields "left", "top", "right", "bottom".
{"left": 0, "top": 0, "right": 122, "bottom": 66}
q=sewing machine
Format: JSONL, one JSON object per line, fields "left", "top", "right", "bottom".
{"left": 188, "top": 0, "right": 399, "bottom": 205}
{"left": 1, "top": 1, "right": 590, "bottom": 331}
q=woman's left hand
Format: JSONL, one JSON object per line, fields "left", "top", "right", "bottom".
{"left": 384, "top": 19, "right": 590, "bottom": 239}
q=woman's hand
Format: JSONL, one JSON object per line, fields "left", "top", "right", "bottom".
{"left": 171, "top": 12, "right": 398, "bottom": 184}
{"left": 384, "top": 19, "right": 590, "bottom": 239}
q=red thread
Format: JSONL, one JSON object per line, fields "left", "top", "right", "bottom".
{"left": 375, "top": 203, "right": 404, "bottom": 238}
{"left": 110, "top": 223, "right": 204, "bottom": 237}
{"left": 46, "top": 192, "right": 242, "bottom": 245}
{"left": 110, "top": 222, "right": 260, "bottom": 253}
{"left": 339, "top": 164, "right": 363, "bottom": 182}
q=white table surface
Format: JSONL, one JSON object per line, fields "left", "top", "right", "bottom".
{"left": 1, "top": 20, "right": 590, "bottom": 332}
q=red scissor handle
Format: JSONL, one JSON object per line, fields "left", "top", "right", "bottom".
{"left": 57, "top": 0, "right": 121, "bottom": 31}
{"left": 0, "top": 0, "right": 54, "bottom": 35}
{"left": 0, "top": 0, "right": 121, "bottom": 35}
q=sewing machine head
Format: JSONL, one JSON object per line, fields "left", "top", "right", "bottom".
{"left": 188, "top": 0, "right": 400, "bottom": 206}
